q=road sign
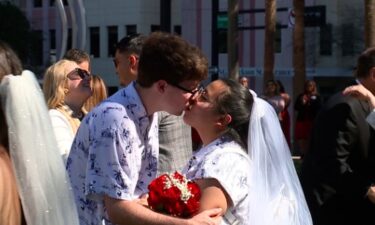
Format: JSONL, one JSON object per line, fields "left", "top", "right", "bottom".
{"left": 217, "top": 14, "right": 228, "bottom": 29}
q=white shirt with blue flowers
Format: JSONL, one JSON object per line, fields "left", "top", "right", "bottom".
{"left": 182, "top": 136, "right": 251, "bottom": 225}
{"left": 67, "top": 82, "right": 159, "bottom": 225}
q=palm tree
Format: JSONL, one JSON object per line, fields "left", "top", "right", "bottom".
{"left": 293, "top": 0, "right": 306, "bottom": 98}
{"left": 228, "top": 0, "right": 239, "bottom": 80}
{"left": 365, "top": 0, "right": 375, "bottom": 47}
{"left": 263, "top": 0, "right": 276, "bottom": 83}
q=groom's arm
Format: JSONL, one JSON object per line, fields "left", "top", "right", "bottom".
{"left": 104, "top": 196, "right": 222, "bottom": 225}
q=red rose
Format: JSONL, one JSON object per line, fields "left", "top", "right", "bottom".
{"left": 147, "top": 171, "right": 201, "bottom": 218}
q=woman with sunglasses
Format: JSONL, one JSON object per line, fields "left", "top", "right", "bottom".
{"left": 43, "top": 59, "right": 92, "bottom": 163}
{"left": 181, "top": 78, "right": 312, "bottom": 225}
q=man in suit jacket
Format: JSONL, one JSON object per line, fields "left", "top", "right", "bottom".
{"left": 300, "top": 47, "right": 375, "bottom": 225}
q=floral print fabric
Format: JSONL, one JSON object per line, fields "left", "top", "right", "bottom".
{"left": 67, "top": 82, "right": 159, "bottom": 225}
{"left": 182, "top": 136, "right": 251, "bottom": 225}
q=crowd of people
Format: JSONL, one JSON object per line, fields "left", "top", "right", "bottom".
{"left": 239, "top": 76, "right": 321, "bottom": 154}
{"left": 2, "top": 31, "right": 375, "bottom": 225}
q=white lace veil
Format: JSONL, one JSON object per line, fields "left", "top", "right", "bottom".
{"left": 247, "top": 97, "right": 312, "bottom": 225}
{"left": 0, "top": 71, "right": 79, "bottom": 225}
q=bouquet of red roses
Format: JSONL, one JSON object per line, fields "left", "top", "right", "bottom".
{"left": 147, "top": 171, "right": 201, "bottom": 218}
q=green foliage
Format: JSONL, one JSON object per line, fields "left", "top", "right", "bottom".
{"left": 0, "top": 1, "right": 33, "bottom": 62}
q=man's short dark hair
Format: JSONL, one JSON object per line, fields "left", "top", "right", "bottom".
{"left": 63, "top": 48, "right": 90, "bottom": 64}
{"left": 356, "top": 47, "right": 375, "bottom": 78}
{"left": 115, "top": 33, "right": 146, "bottom": 56}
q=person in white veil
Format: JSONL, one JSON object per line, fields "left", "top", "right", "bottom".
{"left": 0, "top": 40, "right": 24, "bottom": 225}
{"left": 0, "top": 40, "right": 79, "bottom": 225}
{"left": 181, "top": 78, "right": 312, "bottom": 225}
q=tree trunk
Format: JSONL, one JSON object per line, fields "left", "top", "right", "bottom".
{"left": 263, "top": 0, "right": 276, "bottom": 83}
{"left": 228, "top": 0, "right": 239, "bottom": 80}
{"left": 293, "top": 0, "right": 306, "bottom": 99}
{"left": 365, "top": 0, "right": 375, "bottom": 47}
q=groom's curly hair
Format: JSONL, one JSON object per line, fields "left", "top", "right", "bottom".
{"left": 137, "top": 32, "right": 208, "bottom": 87}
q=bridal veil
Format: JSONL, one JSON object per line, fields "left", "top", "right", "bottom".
{"left": 0, "top": 71, "right": 79, "bottom": 225}
{"left": 248, "top": 97, "right": 312, "bottom": 225}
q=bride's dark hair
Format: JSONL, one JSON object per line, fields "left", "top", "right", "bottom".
{"left": 0, "top": 40, "right": 23, "bottom": 150}
{"left": 213, "top": 78, "right": 254, "bottom": 149}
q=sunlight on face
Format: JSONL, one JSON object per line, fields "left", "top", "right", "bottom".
{"left": 183, "top": 80, "right": 229, "bottom": 130}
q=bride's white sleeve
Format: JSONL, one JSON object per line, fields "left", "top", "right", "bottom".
{"left": 0, "top": 71, "right": 79, "bottom": 225}
{"left": 247, "top": 97, "right": 312, "bottom": 225}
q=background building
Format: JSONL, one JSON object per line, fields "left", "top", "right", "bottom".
{"left": 8, "top": 0, "right": 364, "bottom": 97}
{"left": 182, "top": 0, "right": 362, "bottom": 99}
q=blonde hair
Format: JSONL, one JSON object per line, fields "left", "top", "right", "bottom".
{"left": 84, "top": 75, "right": 108, "bottom": 112}
{"left": 43, "top": 59, "right": 77, "bottom": 109}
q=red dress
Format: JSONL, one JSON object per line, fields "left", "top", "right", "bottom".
{"left": 280, "top": 108, "right": 291, "bottom": 147}
{"left": 294, "top": 93, "right": 322, "bottom": 140}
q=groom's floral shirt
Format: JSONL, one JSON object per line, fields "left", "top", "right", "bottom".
{"left": 67, "top": 82, "right": 159, "bottom": 225}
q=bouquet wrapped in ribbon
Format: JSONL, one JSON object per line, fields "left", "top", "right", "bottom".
{"left": 147, "top": 171, "right": 201, "bottom": 218}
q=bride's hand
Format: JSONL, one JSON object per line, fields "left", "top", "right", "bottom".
{"left": 189, "top": 208, "right": 222, "bottom": 225}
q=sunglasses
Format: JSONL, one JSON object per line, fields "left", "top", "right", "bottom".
{"left": 187, "top": 86, "right": 211, "bottom": 105}
{"left": 67, "top": 68, "right": 91, "bottom": 80}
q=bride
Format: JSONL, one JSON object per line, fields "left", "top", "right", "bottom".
{"left": 181, "top": 78, "right": 312, "bottom": 225}
{"left": 0, "top": 41, "right": 79, "bottom": 225}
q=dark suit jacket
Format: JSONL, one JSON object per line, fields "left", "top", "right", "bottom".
{"left": 300, "top": 91, "right": 375, "bottom": 225}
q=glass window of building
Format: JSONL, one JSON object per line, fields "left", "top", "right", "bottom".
{"left": 67, "top": 28, "right": 72, "bottom": 50}
{"left": 174, "top": 25, "right": 181, "bottom": 35}
{"left": 31, "top": 30, "right": 43, "bottom": 65}
{"left": 341, "top": 24, "right": 354, "bottom": 56}
{"left": 151, "top": 25, "right": 161, "bottom": 32}
{"left": 34, "top": 0, "right": 42, "bottom": 7}
{"left": 49, "top": 0, "right": 68, "bottom": 6}
{"left": 90, "top": 27, "right": 100, "bottom": 58}
{"left": 107, "top": 26, "right": 118, "bottom": 57}
{"left": 126, "top": 25, "right": 137, "bottom": 36}
{"left": 218, "top": 29, "right": 227, "bottom": 53}
{"left": 49, "top": 29, "right": 56, "bottom": 50}
{"left": 320, "top": 24, "right": 332, "bottom": 56}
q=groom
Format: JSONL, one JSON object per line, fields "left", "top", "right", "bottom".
{"left": 300, "top": 47, "right": 375, "bottom": 225}
{"left": 67, "top": 32, "right": 221, "bottom": 225}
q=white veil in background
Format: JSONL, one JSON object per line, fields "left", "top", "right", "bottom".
{"left": 0, "top": 71, "right": 79, "bottom": 225}
{"left": 247, "top": 97, "right": 312, "bottom": 225}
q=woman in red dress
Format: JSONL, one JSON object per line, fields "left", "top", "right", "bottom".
{"left": 294, "top": 80, "right": 322, "bottom": 156}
